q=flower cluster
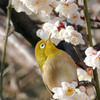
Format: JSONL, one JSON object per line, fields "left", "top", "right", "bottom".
{"left": 55, "top": 0, "right": 84, "bottom": 26}
{"left": 12, "top": 0, "right": 85, "bottom": 46}
{"left": 84, "top": 47, "right": 100, "bottom": 69}
{"left": 12, "top": 0, "right": 84, "bottom": 26}
{"left": 37, "top": 20, "right": 85, "bottom": 45}
{"left": 12, "top": 0, "right": 55, "bottom": 14}
{"left": 52, "top": 81, "right": 91, "bottom": 100}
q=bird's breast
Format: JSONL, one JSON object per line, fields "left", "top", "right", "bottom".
{"left": 42, "top": 51, "right": 77, "bottom": 91}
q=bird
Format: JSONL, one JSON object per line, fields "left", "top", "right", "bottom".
{"left": 35, "top": 38, "right": 77, "bottom": 91}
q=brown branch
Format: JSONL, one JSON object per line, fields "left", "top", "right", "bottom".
{"left": 73, "top": 46, "right": 87, "bottom": 69}
{"left": 81, "top": 16, "right": 100, "bottom": 23}
{"left": 91, "top": 26, "right": 100, "bottom": 29}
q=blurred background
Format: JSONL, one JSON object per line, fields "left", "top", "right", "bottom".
{"left": 0, "top": 0, "right": 100, "bottom": 100}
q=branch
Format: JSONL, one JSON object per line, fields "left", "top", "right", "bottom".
{"left": 91, "top": 25, "right": 100, "bottom": 29}
{"left": 84, "top": 0, "right": 100, "bottom": 99}
{"left": 81, "top": 16, "right": 100, "bottom": 23}
{"left": 0, "top": 0, "right": 11, "bottom": 99}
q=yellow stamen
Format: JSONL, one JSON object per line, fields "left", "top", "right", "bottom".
{"left": 65, "top": 87, "right": 74, "bottom": 96}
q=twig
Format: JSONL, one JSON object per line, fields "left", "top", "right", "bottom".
{"left": 91, "top": 26, "right": 100, "bottom": 29}
{"left": 83, "top": 0, "right": 100, "bottom": 99}
{"left": 83, "top": 0, "right": 93, "bottom": 47}
{"left": 81, "top": 16, "right": 100, "bottom": 23}
{"left": 91, "top": 18, "right": 100, "bottom": 23}
{"left": 0, "top": 0, "right": 12, "bottom": 99}
{"left": 73, "top": 46, "right": 87, "bottom": 69}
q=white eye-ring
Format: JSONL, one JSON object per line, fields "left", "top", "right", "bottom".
{"left": 40, "top": 43, "right": 45, "bottom": 49}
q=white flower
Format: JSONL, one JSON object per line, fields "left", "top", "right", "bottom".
{"left": 43, "top": 22, "right": 57, "bottom": 33}
{"left": 52, "top": 82, "right": 76, "bottom": 100}
{"left": 37, "top": 22, "right": 85, "bottom": 46}
{"left": 12, "top": 0, "right": 32, "bottom": 15}
{"left": 64, "top": 29, "right": 85, "bottom": 45}
{"left": 85, "top": 47, "right": 97, "bottom": 56}
{"left": 65, "top": 26, "right": 75, "bottom": 32}
{"left": 77, "top": 68, "right": 93, "bottom": 82}
{"left": 37, "top": 21, "right": 65, "bottom": 45}
{"left": 37, "top": 29, "right": 61, "bottom": 45}
{"left": 62, "top": 26, "right": 85, "bottom": 45}
{"left": 19, "top": 0, "right": 37, "bottom": 7}
{"left": 36, "top": 29, "right": 50, "bottom": 39}
{"left": 28, "top": 0, "right": 53, "bottom": 14}
{"left": 12, "top": 0, "right": 55, "bottom": 15}
{"left": 84, "top": 56, "right": 95, "bottom": 68}
{"left": 55, "top": 1, "right": 78, "bottom": 18}
{"left": 36, "top": 24, "right": 60, "bottom": 45}
{"left": 52, "top": 81, "right": 91, "bottom": 100}
{"left": 87, "top": 86, "right": 96, "bottom": 100}
{"left": 58, "top": 28, "right": 66, "bottom": 40}
{"left": 92, "top": 51, "right": 100, "bottom": 69}
{"left": 84, "top": 47, "right": 100, "bottom": 69}
{"left": 76, "top": 89, "right": 91, "bottom": 100}
{"left": 67, "top": 11, "right": 84, "bottom": 26}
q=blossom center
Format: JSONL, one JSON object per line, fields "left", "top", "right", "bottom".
{"left": 98, "top": 55, "right": 100, "bottom": 60}
{"left": 73, "top": 14, "right": 77, "bottom": 19}
{"left": 65, "top": 4, "right": 69, "bottom": 7}
{"left": 64, "top": 87, "right": 74, "bottom": 96}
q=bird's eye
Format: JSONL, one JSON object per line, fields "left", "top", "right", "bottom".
{"left": 40, "top": 43, "right": 45, "bottom": 49}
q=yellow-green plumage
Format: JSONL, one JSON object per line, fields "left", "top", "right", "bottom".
{"left": 35, "top": 39, "right": 77, "bottom": 91}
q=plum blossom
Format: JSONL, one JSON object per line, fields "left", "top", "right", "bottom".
{"left": 52, "top": 81, "right": 91, "bottom": 100}
{"left": 12, "top": 0, "right": 85, "bottom": 26}
{"left": 64, "top": 27, "right": 85, "bottom": 45}
{"left": 67, "top": 11, "right": 84, "bottom": 26}
{"left": 37, "top": 21, "right": 85, "bottom": 45}
{"left": 37, "top": 20, "right": 64, "bottom": 45}
{"left": 12, "top": 0, "right": 57, "bottom": 15}
{"left": 77, "top": 68, "right": 93, "bottom": 82}
{"left": 12, "top": 0, "right": 32, "bottom": 15}
{"left": 55, "top": 0, "right": 78, "bottom": 18}
{"left": 52, "top": 82, "right": 76, "bottom": 100}
{"left": 24, "top": 0, "right": 53, "bottom": 14}
{"left": 75, "top": 89, "right": 91, "bottom": 100}
{"left": 55, "top": 0, "right": 84, "bottom": 26}
{"left": 84, "top": 47, "right": 100, "bottom": 69}
{"left": 87, "top": 86, "right": 96, "bottom": 100}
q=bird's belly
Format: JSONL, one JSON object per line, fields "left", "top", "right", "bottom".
{"left": 42, "top": 64, "right": 77, "bottom": 91}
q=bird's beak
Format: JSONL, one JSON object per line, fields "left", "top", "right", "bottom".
{"left": 45, "top": 33, "right": 52, "bottom": 43}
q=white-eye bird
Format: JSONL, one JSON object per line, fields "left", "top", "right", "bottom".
{"left": 35, "top": 38, "right": 77, "bottom": 91}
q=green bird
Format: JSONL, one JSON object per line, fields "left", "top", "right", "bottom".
{"left": 35, "top": 38, "right": 77, "bottom": 91}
